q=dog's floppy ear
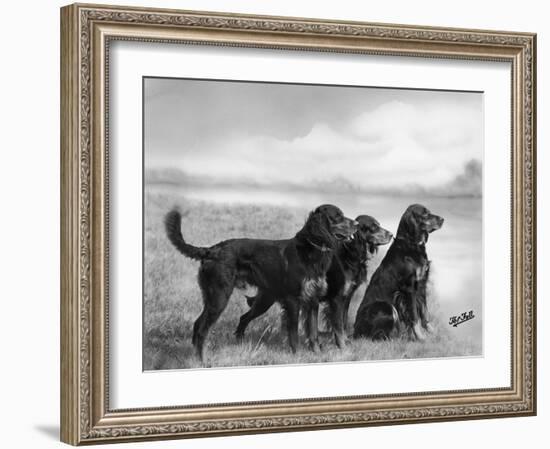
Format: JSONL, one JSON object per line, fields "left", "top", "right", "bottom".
{"left": 308, "top": 209, "right": 324, "bottom": 228}
{"left": 396, "top": 208, "right": 421, "bottom": 243}
{"left": 297, "top": 209, "right": 334, "bottom": 247}
{"left": 313, "top": 206, "right": 333, "bottom": 226}
{"left": 312, "top": 207, "right": 334, "bottom": 233}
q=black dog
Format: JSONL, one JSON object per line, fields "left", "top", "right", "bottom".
{"left": 353, "top": 204, "right": 443, "bottom": 341}
{"left": 237, "top": 215, "right": 392, "bottom": 349}
{"left": 165, "top": 205, "right": 356, "bottom": 360}
{"left": 323, "top": 215, "right": 393, "bottom": 347}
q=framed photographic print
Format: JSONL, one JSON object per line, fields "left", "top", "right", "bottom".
{"left": 60, "top": 3, "right": 537, "bottom": 445}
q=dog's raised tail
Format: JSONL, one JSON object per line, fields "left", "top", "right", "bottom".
{"left": 164, "top": 209, "right": 210, "bottom": 261}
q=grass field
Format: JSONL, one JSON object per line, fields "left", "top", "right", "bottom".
{"left": 143, "top": 187, "right": 482, "bottom": 370}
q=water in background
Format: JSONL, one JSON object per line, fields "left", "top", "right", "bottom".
{"left": 151, "top": 183, "right": 483, "bottom": 344}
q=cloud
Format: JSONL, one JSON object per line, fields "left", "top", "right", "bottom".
{"left": 349, "top": 100, "right": 416, "bottom": 142}
{"left": 144, "top": 79, "right": 483, "bottom": 192}
{"left": 159, "top": 109, "right": 481, "bottom": 190}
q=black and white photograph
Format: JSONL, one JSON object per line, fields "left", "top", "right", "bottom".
{"left": 143, "top": 77, "right": 483, "bottom": 370}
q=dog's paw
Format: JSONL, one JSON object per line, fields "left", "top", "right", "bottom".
{"left": 334, "top": 333, "right": 349, "bottom": 349}
{"left": 234, "top": 331, "right": 245, "bottom": 343}
{"left": 309, "top": 340, "right": 321, "bottom": 353}
{"left": 425, "top": 322, "right": 435, "bottom": 334}
{"left": 413, "top": 322, "right": 427, "bottom": 341}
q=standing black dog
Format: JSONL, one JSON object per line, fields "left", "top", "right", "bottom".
{"left": 237, "top": 215, "right": 393, "bottom": 349}
{"left": 353, "top": 204, "right": 444, "bottom": 341}
{"left": 319, "top": 215, "right": 392, "bottom": 348}
{"left": 165, "top": 205, "right": 356, "bottom": 360}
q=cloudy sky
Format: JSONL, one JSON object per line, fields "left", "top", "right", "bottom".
{"left": 144, "top": 77, "right": 483, "bottom": 192}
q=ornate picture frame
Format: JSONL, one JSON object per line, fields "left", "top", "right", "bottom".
{"left": 60, "top": 3, "right": 536, "bottom": 445}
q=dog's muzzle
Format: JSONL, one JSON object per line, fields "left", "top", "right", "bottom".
{"left": 333, "top": 217, "right": 358, "bottom": 241}
{"left": 374, "top": 228, "right": 393, "bottom": 245}
{"left": 427, "top": 214, "right": 444, "bottom": 232}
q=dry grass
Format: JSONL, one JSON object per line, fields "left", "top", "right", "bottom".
{"left": 143, "top": 187, "right": 481, "bottom": 370}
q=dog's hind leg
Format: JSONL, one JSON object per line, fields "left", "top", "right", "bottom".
{"left": 192, "top": 266, "right": 232, "bottom": 362}
{"left": 192, "top": 310, "right": 209, "bottom": 361}
{"left": 235, "top": 292, "right": 275, "bottom": 341}
{"left": 366, "top": 301, "right": 398, "bottom": 341}
{"left": 192, "top": 293, "right": 230, "bottom": 362}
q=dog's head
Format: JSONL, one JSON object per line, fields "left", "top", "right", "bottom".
{"left": 396, "top": 204, "right": 444, "bottom": 245}
{"left": 301, "top": 204, "right": 357, "bottom": 248}
{"left": 354, "top": 215, "right": 393, "bottom": 254}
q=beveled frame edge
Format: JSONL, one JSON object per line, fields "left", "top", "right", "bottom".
{"left": 60, "top": 2, "right": 537, "bottom": 445}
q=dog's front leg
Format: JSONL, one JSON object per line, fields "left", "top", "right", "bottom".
{"left": 342, "top": 285, "right": 358, "bottom": 333}
{"left": 328, "top": 297, "right": 347, "bottom": 349}
{"left": 305, "top": 301, "right": 321, "bottom": 353}
{"left": 284, "top": 300, "right": 300, "bottom": 353}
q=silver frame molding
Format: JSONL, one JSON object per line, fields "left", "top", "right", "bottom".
{"left": 60, "top": 3, "right": 536, "bottom": 445}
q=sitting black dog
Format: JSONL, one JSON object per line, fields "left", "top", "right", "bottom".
{"left": 237, "top": 215, "right": 392, "bottom": 349}
{"left": 165, "top": 204, "right": 356, "bottom": 360}
{"left": 353, "top": 204, "right": 443, "bottom": 341}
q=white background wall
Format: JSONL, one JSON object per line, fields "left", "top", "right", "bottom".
{"left": 0, "top": 0, "right": 545, "bottom": 448}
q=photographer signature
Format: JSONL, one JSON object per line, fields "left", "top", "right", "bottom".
{"left": 449, "top": 310, "right": 475, "bottom": 327}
